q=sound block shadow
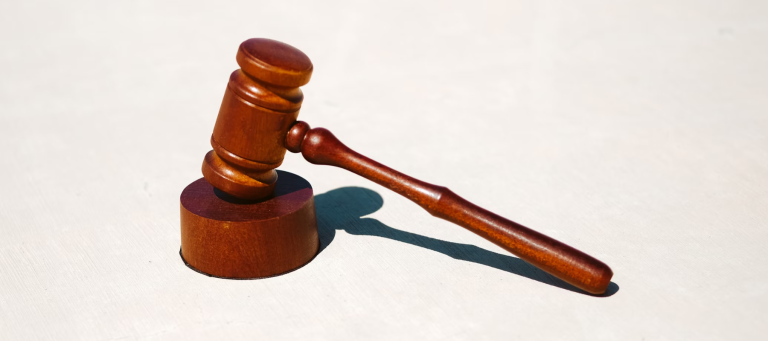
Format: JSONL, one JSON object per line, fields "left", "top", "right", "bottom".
{"left": 314, "top": 187, "right": 619, "bottom": 297}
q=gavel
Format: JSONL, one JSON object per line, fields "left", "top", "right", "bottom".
{"left": 181, "top": 38, "right": 613, "bottom": 294}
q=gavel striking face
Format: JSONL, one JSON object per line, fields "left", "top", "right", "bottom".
{"left": 196, "top": 38, "right": 613, "bottom": 294}
{"left": 202, "top": 38, "right": 312, "bottom": 201}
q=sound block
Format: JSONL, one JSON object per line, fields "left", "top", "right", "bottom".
{"left": 180, "top": 171, "right": 319, "bottom": 279}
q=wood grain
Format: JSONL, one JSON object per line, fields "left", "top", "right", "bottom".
{"left": 201, "top": 38, "right": 612, "bottom": 294}
{"left": 180, "top": 171, "right": 319, "bottom": 278}
{"left": 286, "top": 122, "right": 613, "bottom": 294}
{"left": 202, "top": 38, "right": 313, "bottom": 200}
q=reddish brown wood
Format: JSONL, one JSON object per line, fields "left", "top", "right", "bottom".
{"left": 188, "top": 37, "right": 613, "bottom": 294}
{"left": 202, "top": 38, "right": 313, "bottom": 200}
{"left": 287, "top": 122, "right": 613, "bottom": 294}
{"left": 180, "top": 171, "right": 319, "bottom": 278}
{"left": 285, "top": 121, "right": 310, "bottom": 153}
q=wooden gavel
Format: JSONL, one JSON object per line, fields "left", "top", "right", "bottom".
{"left": 193, "top": 38, "right": 612, "bottom": 294}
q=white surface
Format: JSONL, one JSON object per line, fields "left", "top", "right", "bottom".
{"left": 1, "top": 0, "right": 767, "bottom": 340}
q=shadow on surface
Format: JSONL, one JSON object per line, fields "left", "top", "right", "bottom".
{"left": 314, "top": 187, "right": 619, "bottom": 297}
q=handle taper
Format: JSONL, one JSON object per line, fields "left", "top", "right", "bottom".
{"left": 286, "top": 121, "right": 613, "bottom": 294}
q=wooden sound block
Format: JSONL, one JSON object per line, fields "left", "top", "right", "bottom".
{"left": 180, "top": 170, "right": 319, "bottom": 279}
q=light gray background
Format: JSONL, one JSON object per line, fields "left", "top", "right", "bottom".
{"left": 1, "top": 0, "right": 766, "bottom": 340}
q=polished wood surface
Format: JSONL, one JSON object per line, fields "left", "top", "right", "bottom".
{"left": 180, "top": 171, "right": 319, "bottom": 278}
{"left": 286, "top": 122, "right": 613, "bottom": 294}
{"left": 194, "top": 37, "right": 612, "bottom": 294}
{"left": 202, "top": 38, "right": 313, "bottom": 200}
{"left": 6, "top": 4, "right": 765, "bottom": 338}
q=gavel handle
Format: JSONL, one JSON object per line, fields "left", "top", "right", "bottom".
{"left": 286, "top": 123, "right": 613, "bottom": 294}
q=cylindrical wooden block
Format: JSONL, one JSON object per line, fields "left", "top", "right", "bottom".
{"left": 180, "top": 171, "right": 319, "bottom": 279}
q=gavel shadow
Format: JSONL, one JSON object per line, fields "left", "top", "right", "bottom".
{"left": 314, "top": 187, "right": 619, "bottom": 297}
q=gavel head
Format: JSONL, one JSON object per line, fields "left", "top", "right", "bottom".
{"left": 202, "top": 38, "right": 313, "bottom": 200}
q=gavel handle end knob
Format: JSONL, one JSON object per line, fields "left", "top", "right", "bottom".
{"left": 285, "top": 121, "right": 613, "bottom": 294}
